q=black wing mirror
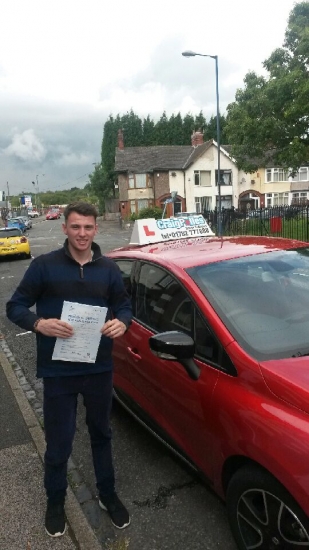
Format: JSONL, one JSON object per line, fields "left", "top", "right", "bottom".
{"left": 149, "top": 331, "right": 200, "bottom": 381}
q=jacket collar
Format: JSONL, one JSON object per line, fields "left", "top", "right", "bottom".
{"left": 63, "top": 239, "right": 102, "bottom": 262}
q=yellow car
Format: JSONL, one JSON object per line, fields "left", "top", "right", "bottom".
{"left": 0, "top": 227, "right": 31, "bottom": 259}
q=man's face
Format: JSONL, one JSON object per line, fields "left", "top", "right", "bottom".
{"left": 62, "top": 212, "right": 98, "bottom": 252}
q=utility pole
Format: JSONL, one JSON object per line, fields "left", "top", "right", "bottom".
{"left": 6, "top": 181, "right": 10, "bottom": 210}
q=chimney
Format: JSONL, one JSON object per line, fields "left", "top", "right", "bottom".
{"left": 118, "top": 128, "right": 124, "bottom": 150}
{"left": 191, "top": 129, "right": 204, "bottom": 147}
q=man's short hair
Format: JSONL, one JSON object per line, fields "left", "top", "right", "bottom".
{"left": 63, "top": 202, "right": 98, "bottom": 222}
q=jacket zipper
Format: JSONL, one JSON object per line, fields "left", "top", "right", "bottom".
{"left": 79, "top": 255, "right": 97, "bottom": 279}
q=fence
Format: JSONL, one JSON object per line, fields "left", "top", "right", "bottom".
{"left": 203, "top": 206, "right": 309, "bottom": 242}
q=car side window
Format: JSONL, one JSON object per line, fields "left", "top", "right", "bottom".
{"left": 113, "top": 260, "right": 136, "bottom": 311}
{"left": 136, "top": 263, "right": 192, "bottom": 333}
{"left": 137, "top": 263, "right": 220, "bottom": 365}
{"left": 194, "top": 311, "right": 219, "bottom": 363}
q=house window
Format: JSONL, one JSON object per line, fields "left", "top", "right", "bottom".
{"left": 266, "top": 192, "right": 289, "bottom": 207}
{"left": 194, "top": 171, "right": 211, "bottom": 186}
{"left": 137, "top": 199, "right": 149, "bottom": 211}
{"left": 195, "top": 197, "right": 201, "bottom": 213}
{"left": 273, "top": 193, "right": 289, "bottom": 206}
{"left": 215, "top": 170, "right": 232, "bottom": 186}
{"left": 130, "top": 199, "right": 153, "bottom": 214}
{"left": 135, "top": 174, "right": 147, "bottom": 188}
{"left": 128, "top": 173, "right": 134, "bottom": 189}
{"left": 128, "top": 173, "right": 148, "bottom": 189}
{"left": 291, "top": 192, "right": 308, "bottom": 205}
{"left": 291, "top": 167, "right": 309, "bottom": 182}
{"left": 201, "top": 197, "right": 212, "bottom": 211}
{"left": 266, "top": 168, "right": 289, "bottom": 182}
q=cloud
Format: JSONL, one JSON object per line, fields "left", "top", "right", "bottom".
{"left": 3, "top": 128, "right": 46, "bottom": 162}
{"left": 98, "top": 35, "right": 243, "bottom": 120}
{"left": 56, "top": 151, "right": 93, "bottom": 167}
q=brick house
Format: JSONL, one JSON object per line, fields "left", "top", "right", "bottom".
{"left": 114, "top": 129, "right": 238, "bottom": 219}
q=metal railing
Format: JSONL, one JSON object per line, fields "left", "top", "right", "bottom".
{"left": 202, "top": 206, "right": 309, "bottom": 242}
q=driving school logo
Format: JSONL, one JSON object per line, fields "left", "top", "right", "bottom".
{"left": 156, "top": 215, "right": 205, "bottom": 230}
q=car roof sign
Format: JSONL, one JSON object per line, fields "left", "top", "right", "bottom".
{"left": 129, "top": 215, "right": 214, "bottom": 245}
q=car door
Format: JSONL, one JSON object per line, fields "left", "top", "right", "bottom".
{"left": 111, "top": 258, "right": 164, "bottom": 419}
{"left": 133, "top": 261, "right": 221, "bottom": 475}
{"left": 138, "top": 266, "right": 221, "bottom": 475}
{"left": 116, "top": 261, "right": 166, "bottom": 420}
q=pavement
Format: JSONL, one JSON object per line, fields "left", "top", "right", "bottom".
{"left": 0, "top": 347, "right": 102, "bottom": 550}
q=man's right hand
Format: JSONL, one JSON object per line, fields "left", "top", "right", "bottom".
{"left": 36, "top": 318, "right": 74, "bottom": 338}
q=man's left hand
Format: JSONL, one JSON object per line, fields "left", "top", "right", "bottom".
{"left": 101, "top": 319, "right": 127, "bottom": 339}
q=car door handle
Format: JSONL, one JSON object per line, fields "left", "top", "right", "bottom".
{"left": 127, "top": 347, "right": 142, "bottom": 360}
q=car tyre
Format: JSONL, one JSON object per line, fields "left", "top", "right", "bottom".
{"left": 23, "top": 252, "right": 32, "bottom": 259}
{"left": 226, "top": 465, "right": 309, "bottom": 549}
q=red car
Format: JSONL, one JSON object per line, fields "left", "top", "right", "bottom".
{"left": 46, "top": 209, "right": 61, "bottom": 220}
{"left": 108, "top": 217, "right": 309, "bottom": 549}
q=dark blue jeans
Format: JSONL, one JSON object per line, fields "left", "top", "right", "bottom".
{"left": 43, "top": 371, "right": 115, "bottom": 504}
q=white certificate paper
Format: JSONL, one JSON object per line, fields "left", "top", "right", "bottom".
{"left": 52, "top": 301, "right": 107, "bottom": 363}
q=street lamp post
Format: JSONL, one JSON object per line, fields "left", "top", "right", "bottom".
{"left": 36, "top": 174, "right": 40, "bottom": 210}
{"left": 182, "top": 50, "right": 222, "bottom": 236}
{"left": 32, "top": 181, "right": 37, "bottom": 208}
{"left": 6, "top": 181, "right": 10, "bottom": 211}
{"left": 32, "top": 174, "right": 44, "bottom": 211}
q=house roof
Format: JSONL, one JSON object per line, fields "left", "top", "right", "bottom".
{"left": 115, "top": 140, "right": 216, "bottom": 173}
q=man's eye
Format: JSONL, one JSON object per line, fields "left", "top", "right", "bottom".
{"left": 70, "top": 225, "right": 94, "bottom": 230}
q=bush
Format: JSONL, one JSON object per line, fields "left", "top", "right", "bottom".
{"left": 137, "top": 207, "right": 163, "bottom": 220}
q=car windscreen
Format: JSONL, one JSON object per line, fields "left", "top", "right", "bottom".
{"left": 0, "top": 228, "right": 22, "bottom": 237}
{"left": 187, "top": 248, "right": 309, "bottom": 361}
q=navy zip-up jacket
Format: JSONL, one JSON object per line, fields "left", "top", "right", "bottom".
{"left": 6, "top": 240, "right": 132, "bottom": 378}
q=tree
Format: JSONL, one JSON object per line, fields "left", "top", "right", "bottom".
{"left": 169, "top": 112, "right": 184, "bottom": 145}
{"left": 154, "top": 111, "right": 170, "bottom": 145}
{"left": 143, "top": 115, "right": 155, "bottom": 145}
{"left": 89, "top": 163, "right": 107, "bottom": 213}
{"left": 194, "top": 111, "right": 206, "bottom": 133}
{"left": 120, "top": 109, "right": 143, "bottom": 146}
{"left": 225, "top": 2, "right": 309, "bottom": 172}
{"left": 204, "top": 114, "right": 228, "bottom": 144}
{"left": 183, "top": 113, "right": 195, "bottom": 144}
{"left": 100, "top": 114, "right": 121, "bottom": 204}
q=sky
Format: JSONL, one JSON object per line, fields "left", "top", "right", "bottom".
{"left": 0, "top": 0, "right": 300, "bottom": 196}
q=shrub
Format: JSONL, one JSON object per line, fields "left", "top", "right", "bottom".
{"left": 137, "top": 207, "right": 163, "bottom": 220}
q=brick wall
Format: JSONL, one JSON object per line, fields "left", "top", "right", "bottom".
{"left": 154, "top": 172, "right": 170, "bottom": 205}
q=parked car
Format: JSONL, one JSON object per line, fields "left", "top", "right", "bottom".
{"left": 7, "top": 217, "right": 27, "bottom": 232}
{"left": 108, "top": 220, "right": 309, "bottom": 550}
{"left": 247, "top": 207, "right": 301, "bottom": 220}
{"left": 46, "top": 209, "right": 61, "bottom": 220}
{"left": 28, "top": 210, "right": 39, "bottom": 218}
{"left": 0, "top": 227, "right": 31, "bottom": 259}
{"left": 16, "top": 216, "right": 32, "bottom": 230}
{"left": 174, "top": 212, "right": 200, "bottom": 217}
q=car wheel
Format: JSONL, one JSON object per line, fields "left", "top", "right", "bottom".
{"left": 226, "top": 465, "right": 309, "bottom": 549}
{"left": 23, "top": 252, "right": 32, "bottom": 259}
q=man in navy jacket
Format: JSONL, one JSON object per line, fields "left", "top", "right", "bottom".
{"left": 6, "top": 201, "right": 132, "bottom": 537}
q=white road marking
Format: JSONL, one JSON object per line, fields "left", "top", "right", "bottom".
{"left": 16, "top": 331, "right": 32, "bottom": 336}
